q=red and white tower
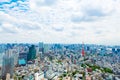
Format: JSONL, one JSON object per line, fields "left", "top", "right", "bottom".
{"left": 81, "top": 43, "right": 85, "bottom": 57}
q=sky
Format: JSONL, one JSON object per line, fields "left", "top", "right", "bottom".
{"left": 0, "top": 0, "right": 120, "bottom": 45}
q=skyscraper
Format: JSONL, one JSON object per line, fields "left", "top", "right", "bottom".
{"left": 44, "top": 44, "right": 50, "bottom": 53}
{"left": 27, "top": 45, "right": 36, "bottom": 61}
{"left": 39, "top": 42, "right": 44, "bottom": 53}
{"left": 2, "top": 49, "right": 14, "bottom": 80}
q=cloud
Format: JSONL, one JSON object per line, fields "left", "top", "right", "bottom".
{"left": 70, "top": 0, "right": 116, "bottom": 23}
{"left": 85, "top": 8, "right": 106, "bottom": 17}
{"left": 17, "top": 22, "right": 41, "bottom": 30}
{"left": 29, "top": 0, "right": 56, "bottom": 11}
{"left": 0, "top": 11, "right": 41, "bottom": 34}
{"left": 2, "top": 27, "right": 17, "bottom": 34}
{"left": 71, "top": 0, "right": 115, "bottom": 23}
{"left": 71, "top": 15, "right": 96, "bottom": 23}
{"left": 52, "top": 26, "right": 64, "bottom": 32}
{"left": 43, "top": 0, "right": 56, "bottom": 6}
{"left": 1, "top": 22, "right": 18, "bottom": 34}
{"left": 0, "top": 0, "right": 29, "bottom": 12}
{"left": 95, "top": 30, "right": 102, "bottom": 35}
{"left": 0, "top": 0, "right": 120, "bottom": 45}
{"left": 72, "top": 26, "right": 85, "bottom": 30}
{"left": 0, "top": 0, "right": 10, "bottom": 3}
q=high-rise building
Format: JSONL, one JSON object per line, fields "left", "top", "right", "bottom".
{"left": 71, "top": 55, "right": 74, "bottom": 63}
{"left": 2, "top": 49, "right": 14, "bottom": 80}
{"left": 100, "top": 48, "right": 106, "bottom": 56}
{"left": 27, "top": 45, "right": 36, "bottom": 61}
{"left": 87, "top": 46, "right": 90, "bottom": 51}
{"left": 38, "top": 42, "right": 44, "bottom": 61}
{"left": 112, "top": 48, "right": 115, "bottom": 53}
{"left": 39, "top": 42, "right": 44, "bottom": 52}
{"left": 117, "top": 48, "right": 120, "bottom": 53}
{"left": 44, "top": 44, "right": 50, "bottom": 53}
{"left": 18, "top": 52, "right": 27, "bottom": 66}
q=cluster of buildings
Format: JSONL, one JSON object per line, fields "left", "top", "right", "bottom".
{"left": 0, "top": 43, "right": 119, "bottom": 80}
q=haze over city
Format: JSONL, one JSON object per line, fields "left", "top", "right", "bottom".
{"left": 0, "top": 0, "right": 120, "bottom": 45}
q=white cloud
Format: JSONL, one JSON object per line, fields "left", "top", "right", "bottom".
{"left": 0, "top": 0, "right": 10, "bottom": 3}
{"left": 0, "top": 0, "right": 120, "bottom": 45}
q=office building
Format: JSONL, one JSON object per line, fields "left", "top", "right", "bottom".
{"left": 39, "top": 42, "right": 44, "bottom": 53}
{"left": 27, "top": 45, "right": 36, "bottom": 61}
{"left": 2, "top": 49, "right": 14, "bottom": 80}
{"left": 44, "top": 44, "right": 50, "bottom": 53}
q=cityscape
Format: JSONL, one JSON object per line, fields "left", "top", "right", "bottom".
{"left": 0, "top": 43, "right": 119, "bottom": 80}
{"left": 0, "top": 0, "right": 120, "bottom": 80}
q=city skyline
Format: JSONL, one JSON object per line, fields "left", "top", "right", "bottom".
{"left": 0, "top": 0, "right": 120, "bottom": 45}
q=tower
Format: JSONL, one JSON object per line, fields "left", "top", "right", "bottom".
{"left": 81, "top": 43, "right": 85, "bottom": 57}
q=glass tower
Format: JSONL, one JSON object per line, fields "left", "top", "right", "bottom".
{"left": 27, "top": 45, "right": 36, "bottom": 61}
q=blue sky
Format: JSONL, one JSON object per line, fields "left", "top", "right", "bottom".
{"left": 0, "top": 0, "right": 120, "bottom": 45}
